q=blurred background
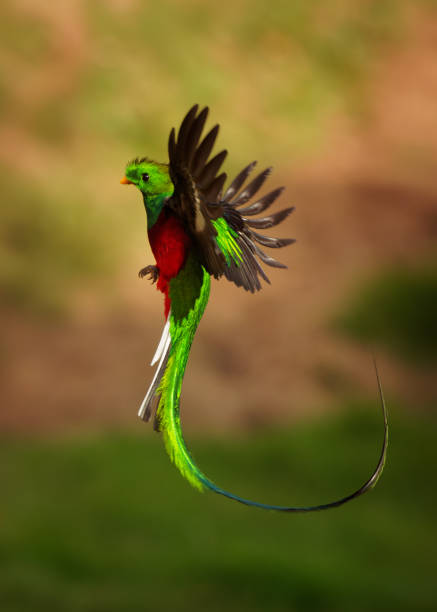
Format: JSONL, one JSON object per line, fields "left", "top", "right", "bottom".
{"left": 1, "top": 1, "right": 436, "bottom": 610}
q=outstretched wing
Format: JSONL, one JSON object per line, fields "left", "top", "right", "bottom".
{"left": 167, "top": 104, "right": 295, "bottom": 292}
{"left": 218, "top": 163, "right": 295, "bottom": 292}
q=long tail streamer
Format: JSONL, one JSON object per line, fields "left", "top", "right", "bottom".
{"left": 142, "top": 267, "right": 388, "bottom": 512}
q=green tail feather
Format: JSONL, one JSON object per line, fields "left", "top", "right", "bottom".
{"left": 153, "top": 253, "right": 388, "bottom": 511}
{"left": 155, "top": 255, "right": 211, "bottom": 491}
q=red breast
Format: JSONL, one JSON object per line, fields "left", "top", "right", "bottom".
{"left": 148, "top": 209, "right": 191, "bottom": 317}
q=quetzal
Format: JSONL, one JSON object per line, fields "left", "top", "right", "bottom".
{"left": 121, "top": 105, "right": 387, "bottom": 512}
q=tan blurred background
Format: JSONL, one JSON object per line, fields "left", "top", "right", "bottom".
{"left": 1, "top": 0, "right": 435, "bottom": 433}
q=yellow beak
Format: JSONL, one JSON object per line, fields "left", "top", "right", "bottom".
{"left": 120, "top": 176, "right": 133, "bottom": 185}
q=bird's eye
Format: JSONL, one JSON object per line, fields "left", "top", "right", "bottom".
{"left": 142, "top": 173, "right": 150, "bottom": 182}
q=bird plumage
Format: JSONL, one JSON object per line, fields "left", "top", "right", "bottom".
{"left": 121, "top": 105, "right": 388, "bottom": 511}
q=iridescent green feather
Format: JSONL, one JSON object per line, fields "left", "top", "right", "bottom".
{"left": 212, "top": 217, "right": 243, "bottom": 266}
{"left": 155, "top": 254, "right": 211, "bottom": 491}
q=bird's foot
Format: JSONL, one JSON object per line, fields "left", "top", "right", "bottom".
{"left": 138, "top": 265, "right": 159, "bottom": 284}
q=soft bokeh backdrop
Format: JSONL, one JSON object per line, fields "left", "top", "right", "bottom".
{"left": 1, "top": 1, "right": 436, "bottom": 611}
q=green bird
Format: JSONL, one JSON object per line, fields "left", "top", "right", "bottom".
{"left": 121, "top": 105, "right": 387, "bottom": 512}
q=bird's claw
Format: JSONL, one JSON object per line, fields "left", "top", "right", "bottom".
{"left": 138, "top": 265, "right": 159, "bottom": 284}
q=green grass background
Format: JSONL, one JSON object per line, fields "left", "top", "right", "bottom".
{"left": 1, "top": 405, "right": 436, "bottom": 612}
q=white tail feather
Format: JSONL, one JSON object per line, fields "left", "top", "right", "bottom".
{"left": 138, "top": 316, "right": 171, "bottom": 420}
{"left": 151, "top": 318, "right": 170, "bottom": 366}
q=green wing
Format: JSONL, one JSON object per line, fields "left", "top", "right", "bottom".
{"left": 167, "top": 105, "right": 295, "bottom": 292}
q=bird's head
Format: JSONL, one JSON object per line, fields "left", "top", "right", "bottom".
{"left": 121, "top": 158, "right": 173, "bottom": 199}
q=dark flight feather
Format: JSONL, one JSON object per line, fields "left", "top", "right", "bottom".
{"left": 243, "top": 207, "right": 294, "bottom": 229}
{"left": 237, "top": 187, "right": 285, "bottom": 216}
{"left": 223, "top": 161, "right": 257, "bottom": 201}
{"left": 167, "top": 105, "right": 295, "bottom": 290}
{"left": 232, "top": 168, "right": 272, "bottom": 206}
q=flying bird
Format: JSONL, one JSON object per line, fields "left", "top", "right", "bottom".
{"left": 120, "top": 105, "right": 388, "bottom": 511}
